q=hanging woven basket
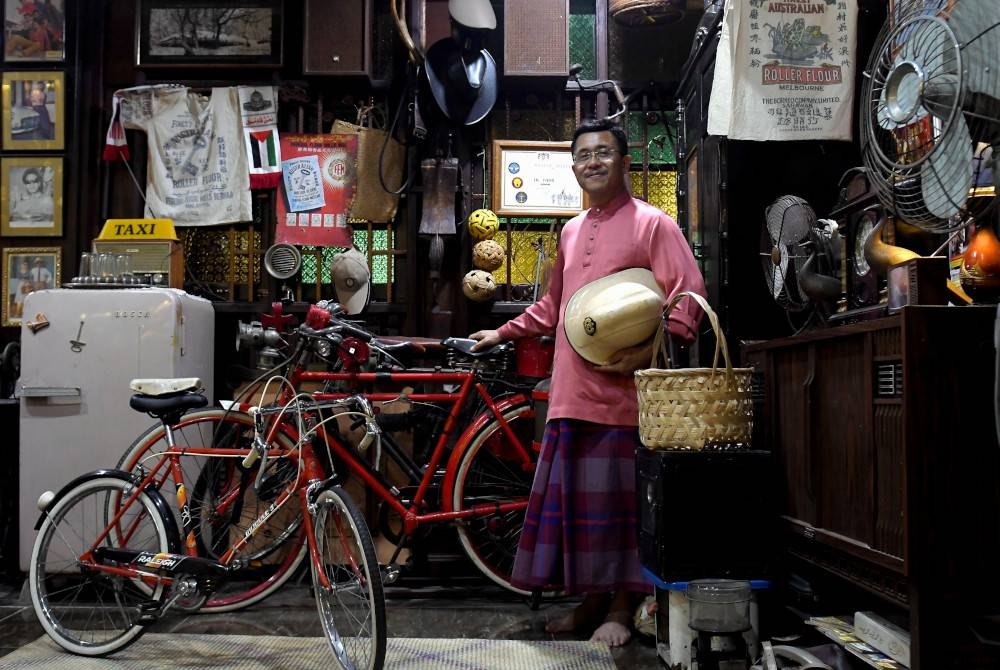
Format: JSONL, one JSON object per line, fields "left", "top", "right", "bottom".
{"left": 609, "top": 0, "right": 686, "bottom": 26}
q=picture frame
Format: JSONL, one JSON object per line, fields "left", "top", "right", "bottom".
{"left": 136, "top": 0, "right": 284, "bottom": 68}
{"left": 1, "top": 71, "right": 64, "bottom": 150}
{"left": 2, "top": 246, "right": 60, "bottom": 327}
{"left": 3, "top": 0, "right": 66, "bottom": 62}
{"left": 1, "top": 156, "right": 63, "bottom": 236}
{"left": 491, "top": 140, "right": 587, "bottom": 217}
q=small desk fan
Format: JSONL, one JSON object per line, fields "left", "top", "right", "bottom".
{"left": 760, "top": 195, "right": 842, "bottom": 332}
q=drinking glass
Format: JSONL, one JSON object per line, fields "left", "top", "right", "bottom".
{"left": 74, "top": 252, "right": 95, "bottom": 284}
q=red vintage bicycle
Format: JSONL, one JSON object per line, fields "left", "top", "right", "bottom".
{"left": 116, "top": 301, "right": 553, "bottom": 610}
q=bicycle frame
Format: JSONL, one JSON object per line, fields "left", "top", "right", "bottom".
{"left": 93, "top": 423, "right": 330, "bottom": 592}
{"left": 236, "top": 366, "right": 536, "bottom": 538}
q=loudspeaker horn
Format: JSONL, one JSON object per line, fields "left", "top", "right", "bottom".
{"left": 264, "top": 243, "right": 302, "bottom": 280}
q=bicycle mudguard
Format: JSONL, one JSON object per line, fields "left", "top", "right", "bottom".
{"left": 439, "top": 393, "right": 532, "bottom": 508}
{"left": 34, "top": 469, "right": 182, "bottom": 554}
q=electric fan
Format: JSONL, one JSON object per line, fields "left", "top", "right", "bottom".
{"left": 761, "top": 195, "right": 842, "bottom": 331}
{"left": 861, "top": 0, "right": 1000, "bottom": 233}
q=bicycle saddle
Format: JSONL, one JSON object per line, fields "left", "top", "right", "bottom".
{"left": 441, "top": 337, "right": 503, "bottom": 358}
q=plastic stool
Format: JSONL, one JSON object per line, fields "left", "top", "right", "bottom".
{"left": 644, "top": 568, "right": 770, "bottom": 670}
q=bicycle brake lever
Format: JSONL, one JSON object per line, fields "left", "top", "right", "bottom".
{"left": 242, "top": 408, "right": 267, "bottom": 468}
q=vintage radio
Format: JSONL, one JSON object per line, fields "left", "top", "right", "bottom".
{"left": 92, "top": 219, "right": 183, "bottom": 289}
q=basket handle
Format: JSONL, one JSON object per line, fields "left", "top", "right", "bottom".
{"left": 653, "top": 291, "right": 735, "bottom": 379}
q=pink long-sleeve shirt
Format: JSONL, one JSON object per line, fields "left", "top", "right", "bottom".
{"left": 497, "top": 190, "right": 706, "bottom": 426}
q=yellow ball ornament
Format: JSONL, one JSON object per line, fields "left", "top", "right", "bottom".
{"left": 467, "top": 208, "right": 499, "bottom": 240}
{"left": 462, "top": 270, "right": 497, "bottom": 301}
{"left": 472, "top": 240, "right": 505, "bottom": 271}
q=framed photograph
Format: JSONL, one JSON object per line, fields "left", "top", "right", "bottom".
{"left": 2, "top": 246, "right": 60, "bottom": 327}
{"left": 136, "top": 0, "right": 284, "bottom": 68}
{"left": 1, "top": 71, "right": 64, "bottom": 150}
{"left": 491, "top": 140, "right": 586, "bottom": 217}
{"left": 3, "top": 0, "right": 66, "bottom": 62}
{"left": 1, "top": 156, "right": 63, "bottom": 236}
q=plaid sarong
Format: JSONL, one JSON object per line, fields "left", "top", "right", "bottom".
{"left": 510, "top": 419, "right": 650, "bottom": 594}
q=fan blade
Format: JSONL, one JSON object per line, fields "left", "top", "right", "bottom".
{"left": 921, "top": 113, "right": 974, "bottom": 219}
{"left": 949, "top": 0, "right": 1000, "bottom": 100}
{"left": 922, "top": 73, "right": 960, "bottom": 118}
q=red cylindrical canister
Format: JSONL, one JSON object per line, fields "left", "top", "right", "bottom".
{"left": 515, "top": 336, "right": 555, "bottom": 379}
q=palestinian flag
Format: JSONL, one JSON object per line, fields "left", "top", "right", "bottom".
{"left": 245, "top": 127, "right": 281, "bottom": 189}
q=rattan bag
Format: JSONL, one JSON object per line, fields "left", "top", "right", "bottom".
{"left": 331, "top": 118, "right": 405, "bottom": 223}
{"left": 634, "top": 291, "right": 753, "bottom": 450}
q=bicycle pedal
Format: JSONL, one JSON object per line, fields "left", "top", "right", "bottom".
{"left": 136, "top": 599, "right": 161, "bottom": 624}
{"left": 381, "top": 563, "right": 402, "bottom": 585}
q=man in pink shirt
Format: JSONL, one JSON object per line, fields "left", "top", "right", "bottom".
{"left": 471, "top": 118, "right": 706, "bottom": 646}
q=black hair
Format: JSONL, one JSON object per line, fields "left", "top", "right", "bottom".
{"left": 571, "top": 118, "right": 628, "bottom": 156}
{"left": 21, "top": 168, "right": 42, "bottom": 185}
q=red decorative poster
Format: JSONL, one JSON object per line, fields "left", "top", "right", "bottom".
{"left": 275, "top": 134, "right": 357, "bottom": 247}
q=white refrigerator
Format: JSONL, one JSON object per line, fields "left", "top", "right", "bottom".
{"left": 17, "top": 288, "right": 215, "bottom": 569}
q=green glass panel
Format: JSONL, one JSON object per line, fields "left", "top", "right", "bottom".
{"left": 568, "top": 10, "right": 596, "bottom": 80}
{"left": 626, "top": 111, "right": 678, "bottom": 166}
{"left": 300, "top": 229, "right": 390, "bottom": 285}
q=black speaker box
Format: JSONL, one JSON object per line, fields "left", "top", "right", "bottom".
{"left": 636, "top": 449, "right": 776, "bottom": 583}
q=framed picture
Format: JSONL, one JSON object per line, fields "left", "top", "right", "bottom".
{"left": 3, "top": 0, "right": 66, "bottom": 62}
{"left": 491, "top": 140, "right": 586, "bottom": 217}
{"left": 2, "top": 246, "right": 60, "bottom": 327}
{"left": 1, "top": 156, "right": 63, "bottom": 236}
{"left": 1, "top": 71, "right": 64, "bottom": 150}
{"left": 136, "top": 0, "right": 284, "bottom": 68}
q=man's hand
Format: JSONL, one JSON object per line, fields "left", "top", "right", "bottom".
{"left": 469, "top": 329, "right": 503, "bottom": 352}
{"left": 592, "top": 338, "right": 655, "bottom": 375}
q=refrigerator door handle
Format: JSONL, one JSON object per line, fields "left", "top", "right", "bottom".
{"left": 17, "top": 386, "right": 83, "bottom": 404}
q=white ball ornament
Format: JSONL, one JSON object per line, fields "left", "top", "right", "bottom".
{"left": 462, "top": 270, "right": 497, "bottom": 301}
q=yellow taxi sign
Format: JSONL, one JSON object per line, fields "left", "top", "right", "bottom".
{"left": 98, "top": 219, "right": 178, "bottom": 241}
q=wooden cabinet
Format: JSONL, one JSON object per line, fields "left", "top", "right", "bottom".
{"left": 743, "top": 306, "right": 1000, "bottom": 669}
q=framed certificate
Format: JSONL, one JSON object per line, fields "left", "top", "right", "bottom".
{"left": 491, "top": 140, "right": 586, "bottom": 217}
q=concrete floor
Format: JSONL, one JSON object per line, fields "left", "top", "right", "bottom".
{"left": 0, "top": 575, "right": 662, "bottom": 669}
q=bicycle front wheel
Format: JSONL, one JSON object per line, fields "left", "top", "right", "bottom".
{"left": 29, "top": 475, "right": 172, "bottom": 657}
{"left": 312, "top": 486, "right": 386, "bottom": 670}
{"left": 451, "top": 402, "right": 541, "bottom": 595}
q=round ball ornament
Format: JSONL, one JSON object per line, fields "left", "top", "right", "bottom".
{"left": 467, "top": 208, "right": 500, "bottom": 240}
{"left": 462, "top": 270, "right": 497, "bottom": 302}
{"left": 472, "top": 239, "right": 505, "bottom": 271}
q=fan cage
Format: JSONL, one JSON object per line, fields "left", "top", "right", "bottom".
{"left": 861, "top": 0, "right": 1000, "bottom": 233}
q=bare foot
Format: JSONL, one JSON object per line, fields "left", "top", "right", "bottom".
{"left": 590, "top": 608, "right": 633, "bottom": 647}
{"left": 545, "top": 592, "right": 610, "bottom": 634}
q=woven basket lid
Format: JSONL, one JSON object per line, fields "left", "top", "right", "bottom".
{"left": 609, "top": 0, "right": 686, "bottom": 26}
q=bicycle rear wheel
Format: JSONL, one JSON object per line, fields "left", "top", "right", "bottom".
{"left": 451, "top": 402, "right": 545, "bottom": 595}
{"left": 29, "top": 475, "right": 172, "bottom": 656}
{"left": 190, "top": 453, "right": 308, "bottom": 612}
{"left": 116, "top": 408, "right": 306, "bottom": 612}
{"left": 312, "top": 486, "right": 386, "bottom": 670}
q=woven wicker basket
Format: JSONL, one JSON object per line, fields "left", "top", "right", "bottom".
{"left": 609, "top": 0, "right": 686, "bottom": 26}
{"left": 634, "top": 291, "right": 753, "bottom": 450}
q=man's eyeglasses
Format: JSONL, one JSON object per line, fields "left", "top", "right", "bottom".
{"left": 24, "top": 179, "right": 39, "bottom": 185}
{"left": 572, "top": 148, "right": 618, "bottom": 164}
